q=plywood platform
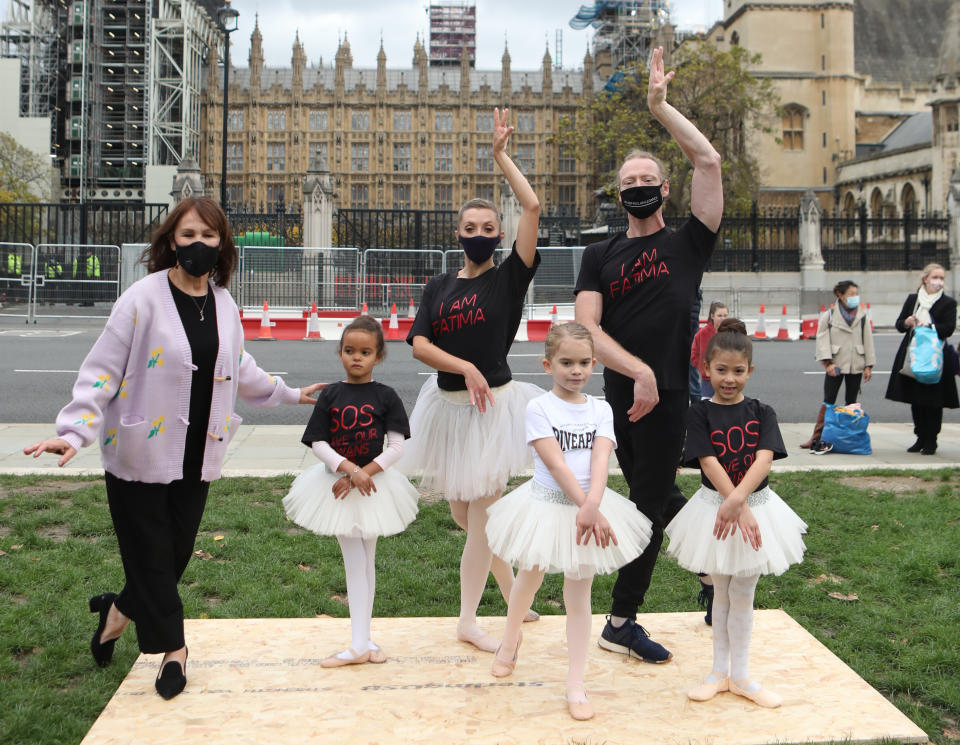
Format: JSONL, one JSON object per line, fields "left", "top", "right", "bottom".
{"left": 80, "top": 611, "right": 927, "bottom": 745}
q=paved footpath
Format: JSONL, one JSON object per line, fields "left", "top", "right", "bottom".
{"left": 2, "top": 422, "right": 957, "bottom": 477}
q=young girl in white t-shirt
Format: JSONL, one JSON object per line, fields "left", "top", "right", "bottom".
{"left": 485, "top": 322, "right": 652, "bottom": 721}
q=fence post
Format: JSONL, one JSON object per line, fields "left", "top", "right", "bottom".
{"left": 302, "top": 168, "right": 333, "bottom": 247}
{"left": 750, "top": 200, "right": 759, "bottom": 272}
{"left": 948, "top": 169, "right": 960, "bottom": 295}
{"left": 903, "top": 210, "right": 912, "bottom": 270}
{"left": 858, "top": 202, "right": 868, "bottom": 270}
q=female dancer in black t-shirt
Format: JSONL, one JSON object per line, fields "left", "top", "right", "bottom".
{"left": 404, "top": 108, "right": 541, "bottom": 651}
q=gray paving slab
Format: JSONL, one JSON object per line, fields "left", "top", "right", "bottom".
{"left": 2, "top": 422, "right": 957, "bottom": 478}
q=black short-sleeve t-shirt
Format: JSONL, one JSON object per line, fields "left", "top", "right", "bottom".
{"left": 300, "top": 381, "right": 410, "bottom": 467}
{"left": 407, "top": 244, "right": 540, "bottom": 391}
{"left": 574, "top": 216, "right": 717, "bottom": 391}
{"left": 683, "top": 397, "right": 787, "bottom": 490}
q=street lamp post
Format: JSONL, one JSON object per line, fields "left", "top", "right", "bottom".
{"left": 218, "top": 2, "right": 239, "bottom": 212}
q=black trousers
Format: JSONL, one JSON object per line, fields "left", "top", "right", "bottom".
{"left": 105, "top": 472, "right": 209, "bottom": 654}
{"left": 604, "top": 380, "right": 688, "bottom": 619}
{"left": 823, "top": 373, "right": 862, "bottom": 406}
{"left": 910, "top": 404, "right": 943, "bottom": 447}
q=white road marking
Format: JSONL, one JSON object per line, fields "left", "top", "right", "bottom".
{"left": 15, "top": 369, "right": 79, "bottom": 373}
{"left": 0, "top": 329, "right": 82, "bottom": 337}
{"left": 802, "top": 370, "right": 890, "bottom": 375}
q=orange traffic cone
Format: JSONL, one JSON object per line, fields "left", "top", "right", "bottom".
{"left": 257, "top": 301, "right": 275, "bottom": 341}
{"left": 303, "top": 301, "right": 323, "bottom": 341}
{"left": 361, "top": 301, "right": 368, "bottom": 316}
{"left": 775, "top": 304, "right": 790, "bottom": 341}
{"left": 550, "top": 304, "right": 558, "bottom": 325}
{"left": 820, "top": 304, "right": 826, "bottom": 313}
{"left": 753, "top": 303, "right": 767, "bottom": 340}
{"left": 385, "top": 302, "right": 403, "bottom": 340}
{"left": 407, "top": 298, "right": 415, "bottom": 319}
{"left": 866, "top": 302, "right": 875, "bottom": 332}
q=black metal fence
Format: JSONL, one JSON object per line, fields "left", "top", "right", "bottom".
{"left": 0, "top": 202, "right": 168, "bottom": 248}
{"left": 821, "top": 208, "right": 949, "bottom": 271}
{"left": 228, "top": 206, "right": 303, "bottom": 247}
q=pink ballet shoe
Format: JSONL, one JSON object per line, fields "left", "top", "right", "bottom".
{"left": 566, "top": 691, "right": 595, "bottom": 720}
{"left": 456, "top": 623, "right": 499, "bottom": 653}
{"left": 729, "top": 679, "right": 782, "bottom": 708}
{"left": 491, "top": 632, "right": 522, "bottom": 678}
{"left": 523, "top": 609, "right": 540, "bottom": 623}
{"left": 368, "top": 644, "right": 387, "bottom": 664}
{"left": 320, "top": 648, "right": 371, "bottom": 668}
{"left": 687, "top": 674, "right": 729, "bottom": 702}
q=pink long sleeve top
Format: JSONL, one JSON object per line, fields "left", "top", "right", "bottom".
{"left": 55, "top": 269, "right": 300, "bottom": 483}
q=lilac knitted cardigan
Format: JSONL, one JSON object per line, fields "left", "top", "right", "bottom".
{"left": 56, "top": 269, "right": 300, "bottom": 483}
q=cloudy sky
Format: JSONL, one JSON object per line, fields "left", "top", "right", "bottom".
{"left": 225, "top": 0, "right": 723, "bottom": 71}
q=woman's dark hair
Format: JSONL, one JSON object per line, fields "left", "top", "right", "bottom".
{"left": 141, "top": 197, "right": 237, "bottom": 287}
{"left": 339, "top": 315, "right": 385, "bottom": 359}
{"left": 705, "top": 317, "right": 752, "bottom": 365}
{"left": 707, "top": 300, "right": 728, "bottom": 320}
{"left": 833, "top": 280, "right": 858, "bottom": 297}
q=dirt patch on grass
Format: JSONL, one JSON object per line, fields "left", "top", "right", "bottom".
{"left": 837, "top": 475, "right": 944, "bottom": 496}
{"left": 37, "top": 524, "right": 70, "bottom": 542}
{"left": 250, "top": 500, "right": 273, "bottom": 507}
{"left": 0, "top": 526, "right": 10, "bottom": 538}
{"left": 5, "top": 481, "right": 93, "bottom": 497}
{"left": 286, "top": 526, "right": 305, "bottom": 536}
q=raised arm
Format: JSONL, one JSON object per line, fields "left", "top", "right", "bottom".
{"left": 492, "top": 107, "right": 540, "bottom": 267}
{"left": 647, "top": 46, "right": 722, "bottom": 232}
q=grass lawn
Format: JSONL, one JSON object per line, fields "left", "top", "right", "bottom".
{"left": 1, "top": 469, "right": 958, "bottom": 745}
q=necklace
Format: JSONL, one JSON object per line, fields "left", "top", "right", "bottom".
{"left": 190, "top": 292, "right": 209, "bottom": 321}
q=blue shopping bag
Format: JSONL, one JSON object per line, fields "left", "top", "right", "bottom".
{"left": 901, "top": 326, "right": 943, "bottom": 384}
{"left": 821, "top": 404, "right": 872, "bottom": 455}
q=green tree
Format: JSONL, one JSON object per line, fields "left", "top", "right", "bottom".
{"left": 0, "top": 131, "right": 51, "bottom": 202}
{"left": 554, "top": 42, "right": 780, "bottom": 216}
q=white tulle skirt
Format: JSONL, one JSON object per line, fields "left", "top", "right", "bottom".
{"left": 665, "top": 485, "right": 807, "bottom": 577}
{"left": 398, "top": 376, "right": 543, "bottom": 502}
{"left": 282, "top": 464, "right": 419, "bottom": 539}
{"left": 485, "top": 479, "right": 653, "bottom": 580}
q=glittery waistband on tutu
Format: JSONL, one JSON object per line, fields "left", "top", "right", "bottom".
{"left": 529, "top": 480, "right": 576, "bottom": 506}
{"left": 697, "top": 485, "right": 770, "bottom": 508}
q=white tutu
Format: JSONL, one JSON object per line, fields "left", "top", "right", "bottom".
{"left": 282, "top": 464, "right": 419, "bottom": 539}
{"left": 665, "top": 485, "right": 807, "bottom": 577}
{"left": 485, "top": 480, "right": 653, "bottom": 580}
{"left": 398, "top": 376, "right": 542, "bottom": 501}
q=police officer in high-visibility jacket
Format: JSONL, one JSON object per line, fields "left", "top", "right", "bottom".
{"left": 73, "top": 250, "right": 101, "bottom": 306}
{"left": 43, "top": 254, "right": 64, "bottom": 304}
{"left": 5, "top": 248, "right": 24, "bottom": 302}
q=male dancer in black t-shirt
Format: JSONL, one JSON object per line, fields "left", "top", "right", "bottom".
{"left": 574, "top": 46, "right": 723, "bottom": 662}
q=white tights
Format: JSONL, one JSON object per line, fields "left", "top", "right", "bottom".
{"left": 709, "top": 573, "right": 759, "bottom": 683}
{"left": 336, "top": 535, "right": 378, "bottom": 657}
{"left": 449, "top": 496, "right": 501, "bottom": 630}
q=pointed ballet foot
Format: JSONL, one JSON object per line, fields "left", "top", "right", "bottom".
{"left": 491, "top": 632, "right": 522, "bottom": 678}
{"left": 730, "top": 679, "right": 782, "bottom": 708}
{"left": 456, "top": 624, "right": 499, "bottom": 653}
{"left": 687, "top": 674, "right": 729, "bottom": 702}
{"left": 523, "top": 609, "right": 540, "bottom": 623}
{"left": 320, "top": 648, "right": 371, "bottom": 668}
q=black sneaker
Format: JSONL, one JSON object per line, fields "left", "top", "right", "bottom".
{"left": 598, "top": 616, "right": 672, "bottom": 663}
{"left": 697, "top": 579, "right": 714, "bottom": 626}
{"left": 811, "top": 440, "right": 833, "bottom": 455}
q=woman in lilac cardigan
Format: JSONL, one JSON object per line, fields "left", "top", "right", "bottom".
{"left": 25, "top": 197, "right": 322, "bottom": 699}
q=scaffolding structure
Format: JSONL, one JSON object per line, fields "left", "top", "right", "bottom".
{"left": 428, "top": 1, "right": 476, "bottom": 66}
{"left": 569, "top": 1, "right": 668, "bottom": 72}
{"left": 0, "top": 0, "right": 219, "bottom": 200}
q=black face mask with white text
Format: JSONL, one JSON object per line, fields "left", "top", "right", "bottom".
{"left": 175, "top": 241, "right": 220, "bottom": 277}
{"left": 620, "top": 184, "right": 664, "bottom": 220}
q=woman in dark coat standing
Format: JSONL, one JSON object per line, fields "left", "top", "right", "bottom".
{"left": 885, "top": 263, "right": 958, "bottom": 454}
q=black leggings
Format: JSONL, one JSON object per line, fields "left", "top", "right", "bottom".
{"left": 105, "top": 472, "right": 209, "bottom": 653}
{"left": 823, "top": 373, "right": 861, "bottom": 405}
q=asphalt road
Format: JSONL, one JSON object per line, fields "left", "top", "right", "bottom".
{"left": 2, "top": 316, "right": 958, "bottom": 427}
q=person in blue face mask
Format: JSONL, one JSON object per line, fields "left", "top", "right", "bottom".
{"left": 403, "top": 107, "right": 543, "bottom": 653}
{"left": 804, "top": 280, "right": 876, "bottom": 454}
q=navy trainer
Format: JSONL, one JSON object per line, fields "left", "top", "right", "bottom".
{"left": 598, "top": 616, "right": 672, "bottom": 663}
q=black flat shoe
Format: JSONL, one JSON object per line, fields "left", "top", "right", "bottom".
{"left": 155, "top": 647, "right": 188, "bottom": 700}
{"left": 921, "top": 447, "right": 937, "bottom": 455}
{"left": 906, "top": 440, "right": 923, "bottom": 453}
{"left": 89, "top": 593, "right": 119, "bottom": 668}
{"left": 697, "top": 578, "right": 714, "bottom": 627}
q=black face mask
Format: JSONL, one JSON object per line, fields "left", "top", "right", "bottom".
{"left": 175, "top": 241, "right": 220, "bottom": 277}
{"left": 458, "top": 234, "right": 500, "bottom": 264}
{"left": 620, "top": 184, "right": 664, "bottom": 219}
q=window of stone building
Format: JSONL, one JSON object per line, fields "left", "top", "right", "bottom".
{"left": 266, "top": 143, "right": 285, "bottom": 171}
{"left": 781, "top": 105, "right": 805, "bottom": 150}
{"left": 228, "top": 109, "right": 243, "bottom": 130}
{"left": 476, "top": 112, "right": 493, "bottom": 131}
{"left": 393, "top": 143, "right": 411, "bottom": 172}
{"left": 351, "top": 183, "right": 369, "bottom": 208}
{"left": 228, "top": 184, "right": 242, "bottom": 206}
{"left": 393, "top": 184, "right": 411, "bottom": 208}
{"left": 516, "top": 112, "right": 535, "bottom": 133}
{"left": 900, "top": 183, "right": 917, "bottom": 215}
{"left": 435, "top": 184, "right": 453, "bottom": 209}
{"left": 516, "top": 144, "right": 535, "bottom": 173}
{"left": 946, "top": 104, "right": 959, "bottom": 133}
{"left": 227, "top": 143, "right": 243, "bottom": 171}
{"left": 266, "top": 184, "right": 285, "bottom": 209}
{"left": 309, "top": 110, "right": 328, "bottom": 130}
{"left": 352, "top": 110, "right": 370, "bottom": 131}
{"left": 435, "top": 143, "right": 453, "bottom": 172}
{"left": 394, "top": 110, "right": 412, "bottom": 131}
{"left": 476, "top": 144, "right": 493, "bottom": 172}
{"left": 558, "top": 184, "right": 577, "bottom": 216}
{"left": 351, "top": 143, "right": 370, "bottom": 171}
{"left": 476, "top": 184, "right": 494, "bottom": 203}
{"left": 267, "top": 110, "right": 285, "bottom": 130}
{"left": 309, "top": 142, "right": 327, "bottom": 170}
{"left": 558, "top": 146, "right": 576, "bottom": 173}
{"left": 435, "top": 111, "right": 454, "bottom": 131}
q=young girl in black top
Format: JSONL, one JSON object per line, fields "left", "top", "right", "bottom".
{"left": 666, "top": 319, "right": 806, "bottom": 708}
{"left": 403, "top": 108, "right": 541, "bottom": 652}
{"left": 284, "top": 316, "right": 418, "bottom": 667}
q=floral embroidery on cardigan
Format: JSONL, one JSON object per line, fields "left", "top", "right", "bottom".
{"left": 148, "top": 416, "right": 165, "bottom": 439}
{"left": 147, "top": 347, "right": 164, "bottom": 369}
{"left": 92, "top": 374, "right": 111, "bottom": 391}
{"left": 103, "top": 428, "right": 117, "bottom": 447}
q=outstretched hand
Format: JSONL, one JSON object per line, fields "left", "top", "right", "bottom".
{"left": 647, "top": 46, "right": 675, "bottom": 111}
{"left": 299, "top": 382, "right": 326, "bottom": 404}
{"left": 23, "top": 438, "right": 77, "bottom": 467}
{"left": 492, "top": 107, "right": 514, "bottom": 156}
